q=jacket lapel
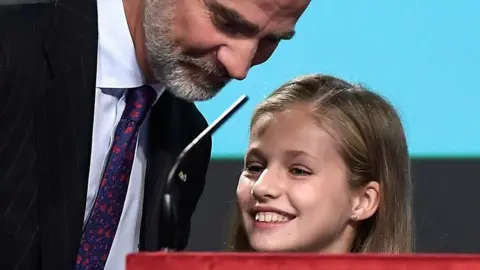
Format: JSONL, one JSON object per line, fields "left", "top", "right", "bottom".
{"left": 37, "top": 0, "right": 98, "bottom": 269}
{"left": 140, "top": 91, "right": 184, "bottom": 250}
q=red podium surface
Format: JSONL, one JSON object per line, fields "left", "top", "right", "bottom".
{"left": 127, "top": 252, "right": 480, "bottom": 270}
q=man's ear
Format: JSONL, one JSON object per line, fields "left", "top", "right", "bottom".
{"left": 350, "top": 181, "right": 380, "bottom": 221}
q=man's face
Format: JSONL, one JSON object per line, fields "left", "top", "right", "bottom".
{"left": 143, "top": 0, "right": 311, "bottom": 101}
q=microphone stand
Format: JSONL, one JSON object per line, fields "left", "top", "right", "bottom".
{"left": 161, "top": 95, "right": 248, "bottom": 250}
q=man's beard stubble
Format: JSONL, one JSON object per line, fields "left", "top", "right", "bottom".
{"left": 143, "top": 0, "right": 230, "bottom": 102}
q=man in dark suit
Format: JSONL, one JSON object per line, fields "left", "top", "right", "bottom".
{"left": 0, "top": 0, "right": 311, "bottom": 269}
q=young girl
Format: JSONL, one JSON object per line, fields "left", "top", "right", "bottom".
{"left": 230, "top": 74, "right": 412, "bottom": 253}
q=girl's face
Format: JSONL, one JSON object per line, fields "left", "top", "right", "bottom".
{"left": 237, "top": 105, "right": 358, "bottom": 252}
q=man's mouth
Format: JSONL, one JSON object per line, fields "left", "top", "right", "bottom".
{"left": 180, "top": 61, "right": 228, "bottom": 83}
{"left": 199, "top": 63, "right": 225, "bottom": 77}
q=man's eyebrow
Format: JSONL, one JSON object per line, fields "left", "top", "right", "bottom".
{"left": 206, "top": 1, "right": 295, "bottom": 41}
{"left": 267, "top": 30, "right": 296, "bottom": 41}
{"left": 206, "top": 1, "right": 261, "bottom": 35}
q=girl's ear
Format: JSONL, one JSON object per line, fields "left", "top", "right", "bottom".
{"left": 350, "top": 181, "right": 380, "bottom": 221}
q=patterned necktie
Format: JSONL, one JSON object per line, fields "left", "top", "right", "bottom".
{"left": 76, "top": 85, "right": 156, "bottom": 270}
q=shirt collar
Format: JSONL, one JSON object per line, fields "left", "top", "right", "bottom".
{"left": 95, "top": 0, "right": 165, "bottom": 96}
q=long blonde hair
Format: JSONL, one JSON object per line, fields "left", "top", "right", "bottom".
{"left": 230, "top": 74, "right": 413, "bottom": 253}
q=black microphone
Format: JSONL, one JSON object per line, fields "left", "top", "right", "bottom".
{"left": 161, "top": 94, "right": 249, "bottom": 250}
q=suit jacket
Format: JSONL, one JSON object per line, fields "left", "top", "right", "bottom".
{"left": 0, "top": 1, "right": 212, "bottom": 269}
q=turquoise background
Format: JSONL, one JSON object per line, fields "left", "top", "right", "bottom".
{"left": 195, "top": 0, "right": 480, "bottom": 159}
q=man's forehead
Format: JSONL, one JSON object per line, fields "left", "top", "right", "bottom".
{"left": 260, "top": 0, "right": 310, "bottom": 12}
{"left": 206, "top": 0, "right": 308, "bottom": 36}
{"left": 208, "top": 0, "right": 309, "bottom": 16}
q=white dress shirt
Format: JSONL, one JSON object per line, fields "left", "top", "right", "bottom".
{"left": 83, "top": 0, "right": 165, "bottom": 269}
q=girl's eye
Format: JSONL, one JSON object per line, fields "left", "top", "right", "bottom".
{"left": 290, "top": 167, "right": 312, "bottom": 176}
{"left": 244, "top": 164, "right": 264, "bottom": 174}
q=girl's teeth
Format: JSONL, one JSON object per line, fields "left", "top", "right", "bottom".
{"left": 254, "top": 212, "right": 289, "bottom": 223}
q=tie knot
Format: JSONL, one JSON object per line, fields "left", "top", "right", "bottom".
{"left": 122, "top": 85, "right": 157, "bottom": 124}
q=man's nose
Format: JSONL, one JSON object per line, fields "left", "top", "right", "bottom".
{"left": 216, "top": 39, "right": 258, "bottom": 80}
